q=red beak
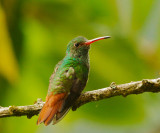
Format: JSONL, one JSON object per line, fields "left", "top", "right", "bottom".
{"left": 85, "top": 36, "right": 111, "bottom": 45}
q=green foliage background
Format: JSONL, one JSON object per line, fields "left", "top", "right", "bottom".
{"left": 0, "top": 0, "right": 160, "bottom": 133}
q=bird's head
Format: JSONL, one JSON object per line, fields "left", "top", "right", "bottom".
{"left": 66, "top": 36, "right": 110, "bottom": 59}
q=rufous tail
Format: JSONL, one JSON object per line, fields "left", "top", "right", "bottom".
{"left": 37, "top": 93, "right": 67, "bottom": 126}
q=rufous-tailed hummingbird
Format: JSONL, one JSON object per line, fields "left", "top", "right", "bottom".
{"left": 37, "top": 36, "right": 110, "bottom": 126}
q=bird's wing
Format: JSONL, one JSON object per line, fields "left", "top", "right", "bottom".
{"left": 51, "top": 64, "right": 88, "bottom": 125}
{"left": 52, "top": 78, "right": 85, "bottom": 125}
{"left": 37, "top": 66, "right": 81, "bottom": 126}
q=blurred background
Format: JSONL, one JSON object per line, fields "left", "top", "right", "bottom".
{"left": 0, "top": 0, "right": 160, "bottom": 133}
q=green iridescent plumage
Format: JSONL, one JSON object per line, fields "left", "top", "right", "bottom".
{"left": 37, "top": 36, "right": 110, "bottom": 125}
{"left": 48, "top": 36, "right": 89, "bottom": 95}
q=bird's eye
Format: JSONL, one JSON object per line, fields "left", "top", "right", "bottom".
{"left": 74, "top": 43, "right": 80, "bottom": 47}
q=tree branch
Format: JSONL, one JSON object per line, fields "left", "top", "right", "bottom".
{"left": 0, "top": 99, "right": 44, "bottom": 118}
{"left": 0, "top": 78, "right": 160, "bottom": 118}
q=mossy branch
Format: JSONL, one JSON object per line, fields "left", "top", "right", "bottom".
{"left": 0, "top": 78, "right": 160, "bottom": 118}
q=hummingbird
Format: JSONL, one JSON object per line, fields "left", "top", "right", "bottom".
{"left": 37, "top": 36, "right": 110, "bottom": 126}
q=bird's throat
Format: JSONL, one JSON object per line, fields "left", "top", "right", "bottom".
{"left": 65, "top": 53, "right": 89, "bottom": 66}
